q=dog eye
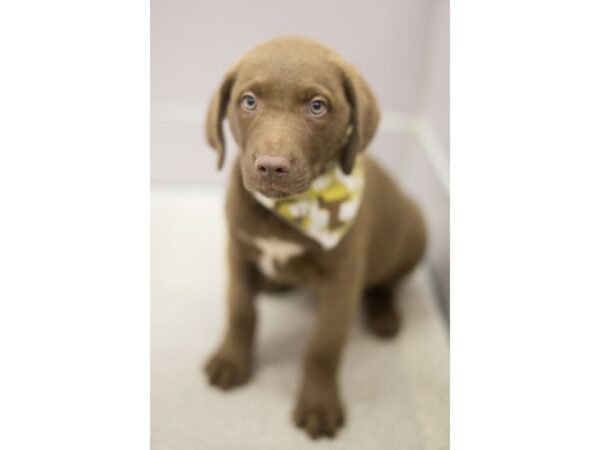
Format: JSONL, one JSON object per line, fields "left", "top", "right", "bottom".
{"left": 241, "top": 93, "right": 257, "bottom": 111}
{"left": 307, "top": 98, "right": 328, "bottom": 117}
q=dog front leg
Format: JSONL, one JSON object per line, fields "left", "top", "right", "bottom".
{"left": 205, "top": 241, "right": 258, "bottom": 390}
{"left": 293, "top": 271, "right": 362, "bottom": 438}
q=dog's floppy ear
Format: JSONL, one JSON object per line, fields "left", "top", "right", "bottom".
{"left": 339, "top": 65, "right": 380, "bottom": 174}
{"left": 205, "top": 68, "right": 236, "bottom": 170}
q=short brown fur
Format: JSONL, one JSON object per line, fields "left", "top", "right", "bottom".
{"left": 204, "top": 36, "right": 426, "bottom": 439}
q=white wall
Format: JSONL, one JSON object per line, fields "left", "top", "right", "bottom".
{"left": 151, "top": 0, "right": 449, "bottom": 304}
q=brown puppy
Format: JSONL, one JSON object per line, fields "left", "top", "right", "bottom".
{"left": 204, "top": 36, "right": 426, "bottom": 439}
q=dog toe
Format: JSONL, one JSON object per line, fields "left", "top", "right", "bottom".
{"left": 293, "top": 398, "right": 345, "bottom": 439}
{"left": 305, "top": 413, "right": 322, "bottom": 438}
{"left": 204, "top": 352, "right": 249, "bottom": 390}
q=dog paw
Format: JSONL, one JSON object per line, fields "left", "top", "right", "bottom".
{"left": 204, "top": 351, "right": 250, "bottom": 390}
{"left": 365, "top": 309, "right": 401, "bottom": 338}
{"left": 293, "top": 385, "right": 345, "bottom": 439}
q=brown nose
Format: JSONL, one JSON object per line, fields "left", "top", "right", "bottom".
{"left": 254, "top": 155, "right": 290, "bottom": 178}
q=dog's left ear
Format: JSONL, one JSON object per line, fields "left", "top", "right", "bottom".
{"left": 205, "top": 68, "right": 237, "bottom": 170}
{"left": 338, "top": 64, "right": 380, "bottom": 174}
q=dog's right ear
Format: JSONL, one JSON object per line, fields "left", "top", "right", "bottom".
{"left": 205, "top": 68, "right": 236, "bottom": 170}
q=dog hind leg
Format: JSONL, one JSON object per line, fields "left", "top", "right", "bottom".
{"left": 363, "top": 281, "right": 401, "bottom": 339}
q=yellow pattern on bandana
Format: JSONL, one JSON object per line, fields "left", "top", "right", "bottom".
{"left": 253, "top": 156, "right": 365, "bottom": 250}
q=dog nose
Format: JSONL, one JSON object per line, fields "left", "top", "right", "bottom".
{"left": 254, "top": 155, "right": 290, "bottom": 178}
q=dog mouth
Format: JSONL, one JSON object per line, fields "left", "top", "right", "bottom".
{"left": 242, "top": 163, "right": 313, "bottom": 199}
{"left": 253, "top": 175, "right": 315, "bottom": 198}
{"left": 249, "top": 174, "right": 313, "bottom": 198}
{"left": 256, "top": 186, "right": 293, "bottom": 199}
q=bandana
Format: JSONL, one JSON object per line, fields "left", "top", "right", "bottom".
{"left": 252, "top": 156, "right": 365, "bottom": 250}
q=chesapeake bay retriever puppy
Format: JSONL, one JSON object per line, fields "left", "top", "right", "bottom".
{"left": 204, "top": 36, "right": 426, "bottom": 439}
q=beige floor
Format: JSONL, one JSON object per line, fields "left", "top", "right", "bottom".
{"left": 151, "top": 186, "right": 449, "bottom": 450}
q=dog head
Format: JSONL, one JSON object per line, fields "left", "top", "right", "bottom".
{"left": 205, "top": 36, "right": 379, "bottom": 199}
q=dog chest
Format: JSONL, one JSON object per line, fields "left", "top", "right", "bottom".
{"left": 251, "top": 236, "right": 304, "bottom": 278}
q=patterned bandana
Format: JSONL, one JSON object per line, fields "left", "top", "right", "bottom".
{"left": 252, "top": 156, "right": 365, "bottom": 250}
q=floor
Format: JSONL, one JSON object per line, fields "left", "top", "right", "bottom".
{"left": 151, "top": 186, "right": 449, "bottom": 450}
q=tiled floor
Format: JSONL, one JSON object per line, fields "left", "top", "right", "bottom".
{"left": 151, "top": 186, "right": 449, "bottom": 449}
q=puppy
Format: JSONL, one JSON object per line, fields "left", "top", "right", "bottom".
{"left": 204, "top": 36, "right": 426, "bottom": 439}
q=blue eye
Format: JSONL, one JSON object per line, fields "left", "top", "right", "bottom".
{"left": 308, "top": 97, "right": 327, "bottom": 116}
{"left": 241, "top": 93, "right": 257, "bottom": 110}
